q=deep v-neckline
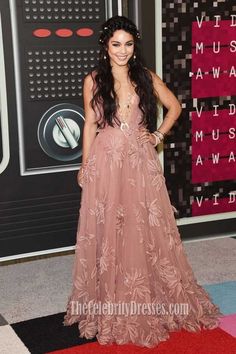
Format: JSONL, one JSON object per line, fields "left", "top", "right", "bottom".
{"left": 116, "top": 92, "right": 137, "bottom": 128}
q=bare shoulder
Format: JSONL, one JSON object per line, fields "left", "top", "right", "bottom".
{"left": 82, "top": 71, "right": 99, "bottom": 124}
{"left": 83, "top": 72, "right": 94, "bottom": 88}
{"left": 83, "top": 70, "right": 98, "bottom": 94}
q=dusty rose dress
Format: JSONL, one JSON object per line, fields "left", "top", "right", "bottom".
{"left": 63, "top": 93, "right": 223, "bottom": 348}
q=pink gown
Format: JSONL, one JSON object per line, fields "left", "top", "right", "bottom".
{"left": 63, "top": 93, "right": 223, "bottom": 348}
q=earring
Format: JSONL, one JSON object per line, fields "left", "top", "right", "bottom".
{"left": 133, "top": 53, "right": 136, "bottom": 60}
{"left": 104, "top": 53, "right": 107, "bottom": 60}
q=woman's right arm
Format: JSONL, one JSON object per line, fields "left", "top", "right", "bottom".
{"left": 81, "top": 73, "right": 98, "bottom": 166}
{"left": 77, "top": 74, "right": 98, "bottom": 188}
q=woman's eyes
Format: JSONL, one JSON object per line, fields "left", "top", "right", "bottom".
{"left": 112, "top": 43, "right": 134, "bottom": 47}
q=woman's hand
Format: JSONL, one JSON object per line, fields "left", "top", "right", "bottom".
{"left": 77, "top": 167, "right": 84, "bottom": 188}
{"left": 77, "top": 161, "right": 88, "bottom": 188}
{"left": 137, "top": 127, "right": 158, "bottom": 146}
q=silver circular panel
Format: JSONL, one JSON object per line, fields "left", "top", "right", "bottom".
{"left": 37, "top": 103, "right": 84, "bottom": 162}
{"left": 52, "top": 118, "right": 81, "bottom": 148}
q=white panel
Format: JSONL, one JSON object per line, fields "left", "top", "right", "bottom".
{"left": 155, "top": 1, "right": 164, "bottom": 175}
{"left": 117, "top": 0, "right": 122, "bottom": 15}
{"left": 0, "top": 13, "right": 10, "bottom": 174}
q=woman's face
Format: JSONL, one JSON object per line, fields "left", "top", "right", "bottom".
{"left": 107, "top": 29, "right": 135, "bottom": 67}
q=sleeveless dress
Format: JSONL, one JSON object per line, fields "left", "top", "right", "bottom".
{"left": 63, "top": 93, "right": 223, "bottom": 348}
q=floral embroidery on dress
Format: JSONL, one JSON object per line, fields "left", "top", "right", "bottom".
{"left": 145, "top": 317, "right": 170, "bottom": 344}
{"left": 104, "top": 281, "right": 116, "bottom": 303}
{"left": 79, "top": 316, "right": 98, "bottom": 339}
{"left": 145, "top": 231, "right": 160, "bottom": 267}
{"left": 79, "top": 257, "right": 87, "bottom": 269}
{"left": 133, "top": 205, "right": 145, "bottom": 244}
{"left": 124, "top": 268, "right": 151, "bottom": 302}
{"left": 74, "top": 269, "right": 89, "bottom": 300}
{"left": 116, "top": 204, "right": 125, "bottom": 246}
{"left": 147, "top": 159, "right": 165, "bottom": 191}
{"left": 162, "top": 218, "right": 180, "bottom": 250}
{"left": 91, "top": 265, "right": 97, "bottom": 280}
{"left": 114, "top": 315, "right": 140, "bottom": 343}
{"left": 97, "top": 315, "right": 115, "bottom": 344}
{"left": 104, "top": 134, "right": 125, "bottom": 169}
{"left": 83, "top": 154, "right": 97, "bottom": 184}
{"left": 140, "top": 198, "right": 162, "bottom": 227}
{"left": 127, "top": 143, "right": 142, "bottom": 169}
{"left": 88, "top": 194, "right": 113, "bottom": 224}
{"left": 156, "top": 257, "right": 184, "bottom": 298}
{"left": 76, "top": 232, "right": 95, "bottom": 249}
{"left": 99, "top": 238, "right": 115, "bottom": 275}
{"left": 127, "top": 178, "right": 136, "bottom": 187}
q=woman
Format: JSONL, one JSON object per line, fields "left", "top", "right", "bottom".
{"left": 63, "top": 15, "right": 222, "bottom": 348}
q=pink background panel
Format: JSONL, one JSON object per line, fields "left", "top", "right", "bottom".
{"left": 191, "top": 74, "right": 236, "bottom": 98}
{"left": 192, "top": 20, "right": 236, "bottom": 45}
{"left": 191, "top": 20, "right": 236, "bottom": 98}
{"left": 192, "top": 135, "right": 235, "bottom": 158}
{"left": 191, "top": 109, "right": 236, "bottom": 132}
{"left": 192, "top": 47, "right": 236, "bottom": 71}
{"left": 192, "top": 158, "right": 236, "bottom": 183}
{"left": 192, "top": 197, "right": 236, "bottom": 216}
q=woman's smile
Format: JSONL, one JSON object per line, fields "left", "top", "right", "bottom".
{"left": 116, "top": 55, "right": 128, "bottom": 60}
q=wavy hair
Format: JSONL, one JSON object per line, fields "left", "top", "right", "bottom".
{"left": 90, "top": 15, "right": 159, "bottom": 132}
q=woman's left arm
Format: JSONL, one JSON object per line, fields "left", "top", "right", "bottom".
{"left": 149, "top": 70, "right": 182, "bottom": 136}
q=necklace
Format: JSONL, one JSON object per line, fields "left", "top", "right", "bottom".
{"left": 117, "top": 92, "right": 134, "bottom": 131}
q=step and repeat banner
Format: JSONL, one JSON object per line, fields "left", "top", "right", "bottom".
{"left": 160, "top": 0, "right": 236, "bottom": 220}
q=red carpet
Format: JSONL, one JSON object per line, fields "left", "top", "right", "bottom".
{"left": 47, "top": 327, "right": 236, "bottom": 354}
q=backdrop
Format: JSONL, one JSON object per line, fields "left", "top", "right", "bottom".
{"left": 159, "top": 0, "right": 236, "bottom": 222}
{"left": 0, "top": 0, "right": 235, "bottom": 259}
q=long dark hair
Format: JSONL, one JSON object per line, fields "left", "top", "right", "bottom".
{"left": 90, "top": 15, "right": 159, "bottom": 133}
